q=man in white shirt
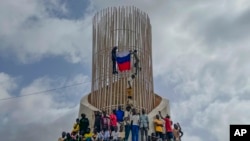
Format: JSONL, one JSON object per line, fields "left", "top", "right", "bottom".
{"left": 119, "top": 124, "right": 125, "bottom": 140}
{"left": 139, "top": 109, "right": 149, "bottom": 141}
{"left": 111, "top": 127, "right": 119, "bottom": 141}
{"left": 131, "top": 108, "right": 140, "bottom": 141}
{"left": 127, "top": 96, "right": 137, "bottom": 109}
{"left": 128, "top": 74, "right": 136, "bottom": 89}
{"left": 97, "top": 131, "right": 104, "bottom": 141}
{"left": 103, "top": 130, "right": 110, "bottom": 141}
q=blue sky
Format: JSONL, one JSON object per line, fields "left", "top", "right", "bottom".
{"left": 1, "top": 0, "right": 250, "bottom": 141}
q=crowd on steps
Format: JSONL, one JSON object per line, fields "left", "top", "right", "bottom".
{"left": 58, "top": 105, "right": 183, "bottom": 141}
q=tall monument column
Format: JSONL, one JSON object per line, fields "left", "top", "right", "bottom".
{"left": 90, "top": 6, "right": 154, "bottom": 113}
{"left": 79, "top": 6, "right": 170, "bottom": 136}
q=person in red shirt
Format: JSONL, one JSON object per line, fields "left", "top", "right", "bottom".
{"left": 110, "top": 109, "right": 118, "bottom": 132}
{"left": 159, "top": 111, "right": 174, "bottom": 141}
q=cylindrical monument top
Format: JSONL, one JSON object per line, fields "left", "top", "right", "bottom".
{"left": 89, "top": 6, "right": 155, "bottom": 113}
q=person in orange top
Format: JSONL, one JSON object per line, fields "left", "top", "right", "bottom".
{"left": 154, "top": 115, "right": 164, "bottom": 140}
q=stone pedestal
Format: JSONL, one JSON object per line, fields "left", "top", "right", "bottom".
{"left": 79, "top": 94, "right": 170, "bottom": 141}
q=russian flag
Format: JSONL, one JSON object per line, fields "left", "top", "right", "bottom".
{"left": 116, "top": 51, "right": 131, "bottom": 71}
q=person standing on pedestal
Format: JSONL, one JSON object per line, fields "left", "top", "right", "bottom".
{"left": 80, "top": 113, "right": 89, "bottom": 135}
{"left": 101, "top": 111, "right": 110, "bottom": 135}
{"left": 154, "top": 115, "right": 164, "bottom": 140}
{"left": 124, "top": 106, "right": 131, "bottom": 141}
{"left": 131, "top": 108, "right": 140, "bottom": 141}
{"left": 139, "top": 109, "right": 149, "bottom": 141}
{"left": 94, "top": 111, "right": 101, "bottom": 133}
{"left": 116, "top": 105, "right": 125, "bottom": 125}
{"left": 110, "top": 109, "right": 118, "bottom": 132}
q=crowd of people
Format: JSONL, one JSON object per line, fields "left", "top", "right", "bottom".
{"left": 58, "top": 105, "right": 183, "bottom": 141}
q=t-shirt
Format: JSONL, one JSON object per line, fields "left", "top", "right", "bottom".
{"left": 116, "top": 110, "right": 124, "bottom": 122}
{"left": 84, "top": 132, "right": 93, "bottom": 138}
{"left": 104, "top": 130, "right": 110, "bottom": 140}
{"left": 110, "top": 113, "right": 117, "bottom": 126}
{"left": 128, "top": 76, "right": 134, "bottom": 86}
{"left": 127, "top": 99, "right": 134, "bottom": 107}
{"left": 131, "top": 115, "right": 140, "bottom": 126}
{"left": 94, "top": 115, "right": 101, "bottom": 128}
{"left": 154, "top": 119, "right": 163, "bottom": 132}
{"left": 71, "top": 134, "right": 77, "bottom": 140}
{"left": 97, "top": 132, "right": 104, "bottom": 140}
{"left": 164, "top": 118, "right": 172, "bottom": 132}
{"left": 80, "top": 118, "right": 89, "bottom": 130}
{"left": 124, "top": 111, "right": 131, "bottom": 118}
{"left": 119, "top": 131, "right": 125, "bottom": 138}
{"left": 124, "top": 111, "right": 131, "bottom": 125}
{"left": 72, "top": 123, "right": 80, "bottom": 133}
{"left": 111, "top": 131, "right": 119, "bottom": 140}
{"left": 101, "top": 116, "right": 110, "bottom": 129}
{"left": 139, "top": 114, "right": 149, "bottom": 128}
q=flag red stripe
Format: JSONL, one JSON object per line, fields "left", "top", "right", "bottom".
{"left": 117, "top": 61, "right": 131, "bottom": 71}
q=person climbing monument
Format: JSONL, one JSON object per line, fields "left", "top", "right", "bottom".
{"left": 176, "top": 122, "right": 184, "bottom": 141}
{"left": 127, "top": 49, "right": 139, "bottom": 89}
{"left": 128, "top": 74, "right": 136, "bottom": 89}
{"left": 127, "top": 96, "right": 136, "bottom": 109}
{"left": 131, "top": 50, "right": 141, "bottom": 75}
{"left": 127, "top": 96, "right": 133, "bottom": 108}
{"left": 173, "top": 123, "right": 183, "bottom": 141}
{"left": 112, "top": 46, "right": 118, "bottom": 74}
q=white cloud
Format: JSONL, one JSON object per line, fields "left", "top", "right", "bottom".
{"left": 0, "top": 72, "right": 90, "bottom": 140}
{"left": 0, "top": 72, "right": 19, "bottom": 118}
{"left": 14, "top": 74, "right": 90, "bottom": 123}
{"left": 0, "top": 0, "right": 93, "bottom": 64}
{"left": 0, "top": 72, "right": 17, "bottom": 98}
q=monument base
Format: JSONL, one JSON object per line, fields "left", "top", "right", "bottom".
{"left": 79, "top": 93, "right": 170, "bottom": 141}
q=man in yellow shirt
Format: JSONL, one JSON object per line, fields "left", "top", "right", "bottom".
{"left": 83, "top": 128, "right": 93, "bottom": 141}
{"left": 72, "top": 118, "right": 80, "bottom": 134}
{"left": 154, "top": 115, "right": 164, "bottom": 140}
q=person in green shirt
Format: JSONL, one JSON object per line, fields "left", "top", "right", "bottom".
{"left": 80, "top": 113, "right": 89, "bottom": 135}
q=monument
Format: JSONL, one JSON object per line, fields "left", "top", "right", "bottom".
{"left": 79, "top": 6, "right": 170, "bottom": 135}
